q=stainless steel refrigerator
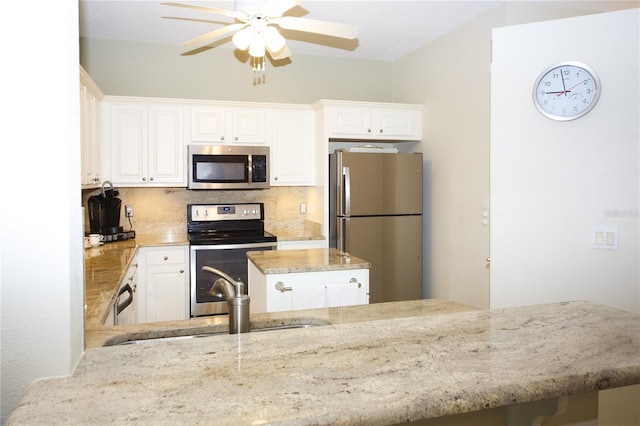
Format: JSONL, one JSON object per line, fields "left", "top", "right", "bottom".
{"left": 329, "top": 150, "right": 423, "bottom": 303}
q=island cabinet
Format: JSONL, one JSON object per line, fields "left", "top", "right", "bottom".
{"left": 136, "top": 246, "right": 189, "bottom": 323}
{"left": 315, "top": 100, "right": 423, "bottom": 141}
{"left": 247, "top": 248, "right": 370, "bottom": 314}
{"left": 103, "top": 98, "right": 186, "bottom": 186}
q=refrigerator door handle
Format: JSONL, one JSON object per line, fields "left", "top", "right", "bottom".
{"left": 337, "top": 218, "right": 347, "bottom": 252}
{"left": 342, "top": 166, "right": 351, "bottom": 216}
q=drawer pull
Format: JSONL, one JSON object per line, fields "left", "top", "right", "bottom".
{"left": 350, "top": 278, "right": 362, "bottom": 288}
{"left": 275, "top": 282, "right": 292, "bottom": 293}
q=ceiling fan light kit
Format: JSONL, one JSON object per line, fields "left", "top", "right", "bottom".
{"left": 163, "top": 0, "right": 359, "bottom": 83}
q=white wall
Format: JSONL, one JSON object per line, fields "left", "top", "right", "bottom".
{"left": 0, "top": 1, "right": 85, "bottom": 422}
{"left": 80, "top": 38, "right": 393, "bottom": 104}
{"left": 490, "top": 9, "right": 639, "bottom": 313}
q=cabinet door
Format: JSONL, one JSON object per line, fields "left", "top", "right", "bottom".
{"left": 80, "top": 83, "right": 101, "bottom": 187}
{"left": 137, "top": 246, "right": 189, "bottom": 323}
{"left": 148, "top": 105, "right": 185, "bottom": 185}
{"left": 143, "top": 264, "right": 188, "bottom": 323}
{"left": 328, "top": 106, "right": 373, "bottom": 137}
{"left": 374, "top": 108, "right": 420, "bottom": 139}
{"left": 271, "top": 109, "right": 314, "bottom": 185}
{"left": 190, "top": 106, "right": 227, "bottom": 142}
{"left": 231, "top": 107, "right": 268, "bottom": 144}
{"left": 109, "top": 103, "right": 148, "bottom": 184}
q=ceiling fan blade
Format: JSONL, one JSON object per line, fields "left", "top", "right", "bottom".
{"left": 182, "top": 23, "right": 247, "bottom": 47}
{"left": 268, "top": 44, "right": 292, "bottom": 60}
{"left": 276, "top": 16, "right": 358, "bottom": 39}
{"left": 162, "top": 2, "right": 248, "bottom": 21}
{"left": 260, "top": 0, "right": 301, "bottom": 17}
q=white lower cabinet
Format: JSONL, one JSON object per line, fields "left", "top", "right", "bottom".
{"left": 103, "top": 261, "right": 138, "bottom": 326}
{"left": 136, "top": 246, "right": 189, "bottom": 323}
{"left": 249, "top": 261, "right": 369, "bottom": 313}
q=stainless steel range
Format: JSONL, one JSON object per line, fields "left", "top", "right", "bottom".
{"left": 187, "top": 203, "right": 277, "bottom": 317}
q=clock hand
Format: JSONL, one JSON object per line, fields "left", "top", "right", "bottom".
{"left": 560, "top": 68, "right": 568, "bottom": 96}
{"left": 556, "top": 79, "right": 589, "bottom": 97}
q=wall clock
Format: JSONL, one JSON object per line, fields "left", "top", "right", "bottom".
{"left": 533, "top": 61, "right": 601, "bottom": 121}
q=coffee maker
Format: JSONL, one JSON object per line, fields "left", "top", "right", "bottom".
{"left": 87, "top": 181, "right": 135, "bottom": 242}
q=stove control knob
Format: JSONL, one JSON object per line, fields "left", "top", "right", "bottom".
{"left": 252, "top": 209, "right": 258, "bottom": 216}
{"left": 243, "top": 209, "right": 249, "bottom": 215}
{"left": 203, "top": 210, "right": 209, "bottom": 216}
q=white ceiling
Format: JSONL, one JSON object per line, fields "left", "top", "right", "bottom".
{"left": 78, "top": 1, "right": 631, "bottom": 62}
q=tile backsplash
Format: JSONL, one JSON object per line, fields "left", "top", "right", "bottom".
{"left": 82, "top": 186, "right": 312, "bottom": 236}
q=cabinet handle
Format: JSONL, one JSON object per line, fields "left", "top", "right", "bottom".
{"left": 367, "top": 128, "right": 371, "bottom": 133}
{"left": 142, "top": 177, "right": 147, "bottom": 182}
{"left": 234, "top": 136, "right": 238, "bottom": 141}
{"left": 163, "top": 256, "right": 168, "bottom": 261}
{"left": 179, "top": 269, "right": 184, "bottom": 273}
{"left": 220, "top": 136, "right": 225, "bottom": 141}
{"left": 379, "top": 129, "right": 383, "bottom": 134}
{"left": 275, "top": 281, "right": 292, "bottom": 293}
{"left": 274, "top": 176, "right": 278, "bottom": 181}
{"left": 150, "top": 177, "right": 154, "bottom": 181}
{"left": 350, "top": 278, "right": 362, "bottom": 288}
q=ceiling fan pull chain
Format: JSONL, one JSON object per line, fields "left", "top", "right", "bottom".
{"left": 252, "top": 56, "right": 266, "bottom": 86}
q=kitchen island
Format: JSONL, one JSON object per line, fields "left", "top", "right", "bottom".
{"left": 9, "top": 300, "right": 640, "bottom": 425}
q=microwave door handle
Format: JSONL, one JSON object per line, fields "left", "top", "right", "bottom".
{"left": 342, "top": 166, "right": 351, "bottom": 217}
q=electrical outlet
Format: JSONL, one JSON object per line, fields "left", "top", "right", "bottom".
{"left": 125, "top": 205, "right": 134, "bottom": 217}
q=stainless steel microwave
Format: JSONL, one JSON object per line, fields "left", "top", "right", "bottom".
{"left": 188, "top": 145, "right": 270, "bottom": 190}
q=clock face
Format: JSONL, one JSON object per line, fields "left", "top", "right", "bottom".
{"left": 533, "top": 62, "right": 601, "bottom": 121}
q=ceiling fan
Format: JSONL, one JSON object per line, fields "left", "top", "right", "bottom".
{"left": 162, "top": 0, "right": 359, "bottom": 61}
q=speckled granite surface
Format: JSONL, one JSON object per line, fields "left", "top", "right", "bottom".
{"left": 248, "top": 248, "right": 370, "bottom": 274}
{"left": 9, "top": 301, "right": 640, "bottom": 425}
{"left": 87, "top": 299, "right": 475, "bottom": 348}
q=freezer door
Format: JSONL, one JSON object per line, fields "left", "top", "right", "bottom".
{"left": 336, "top": 152, "right": 422, "bottom": 216}
{"left": 340, "top": 215, "right": 422, "bottom": 303}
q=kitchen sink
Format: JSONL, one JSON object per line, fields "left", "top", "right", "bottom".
{"left": 109, "top": 321, "right": 330, "bottom": 346}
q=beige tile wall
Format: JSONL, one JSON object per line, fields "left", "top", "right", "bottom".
{"left": 82, "top": 186, "right": 310, "bottom": 236}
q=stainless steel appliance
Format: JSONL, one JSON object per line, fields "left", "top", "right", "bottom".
{"left": 188, "top": 145, "right": 270, "bottom": 190}
{"left": 187, "top": 203, "right": 277, "bottom": 317}
{"left": 329, "top": 150, "right": 423, "bottom": 303}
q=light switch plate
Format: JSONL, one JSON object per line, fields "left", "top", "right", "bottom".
{"left": 592, "top": 226, "right": 618, "bottom": 250}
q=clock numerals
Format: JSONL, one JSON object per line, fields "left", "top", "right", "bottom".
{"left": 533, "top": 62, "right": 600, "bottom": 121}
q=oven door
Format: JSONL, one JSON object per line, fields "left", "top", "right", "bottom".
{"left": 190, "top": 242, "right": 276, "bottom": 317}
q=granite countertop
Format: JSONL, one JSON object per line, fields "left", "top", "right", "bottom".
{"left": 9, "top": 300, "right": 640, "bottom": 425}
{"left": 87, "top": 299, "right": 475, "bottom": 348}
{"left": 248, "top": 248, "right": 370, "bottom": 274}
{"left": 269, "top": 228, "right": 325, "bottom": 241}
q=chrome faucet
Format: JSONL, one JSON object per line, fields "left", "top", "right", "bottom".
{"left": 202, "top": 266, "right": 250, "bottom": 334}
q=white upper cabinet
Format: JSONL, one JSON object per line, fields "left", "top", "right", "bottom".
{"left": 190, "top": 105, "right": 267, "bottom": 145}
{"left": 318, "top": 100, "right": 423, "bottom": 141}
{"left": 80, "top": 67, "right": 104, "bottom": 187}
{"left": 270, "top": 107, "right": 315, "bottom": 186}
{"left": 105, "top": 98, "right": 186, "bottom": 186}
